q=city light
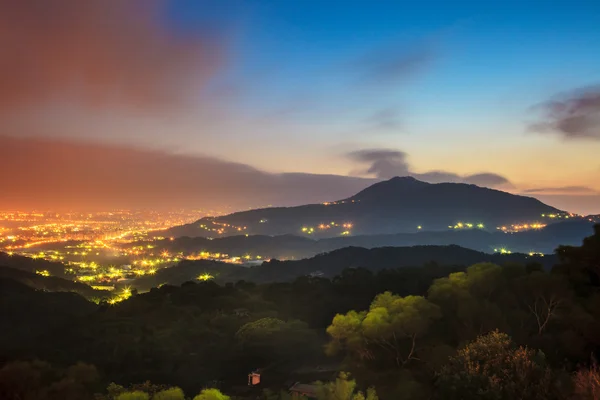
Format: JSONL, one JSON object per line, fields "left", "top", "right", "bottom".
{"left": 197, "top": 273, "right": 214, "bottom": 281}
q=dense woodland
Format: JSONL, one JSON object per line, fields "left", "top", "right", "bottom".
{"left": 1, "top": 225, "right": 599, "bottom": 399}
{"left": 131, "top": 245, "right": 554, "bottom": 291}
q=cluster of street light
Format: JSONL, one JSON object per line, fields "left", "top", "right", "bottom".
{"left": 301, "top": 221, "right": 354, "bottom": 236}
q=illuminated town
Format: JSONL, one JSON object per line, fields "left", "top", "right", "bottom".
{"left": 0, "top": 210, "right": 212, "bottom": 297}
{"left": 3, "top": 208, "right": 598, "bottom": 295}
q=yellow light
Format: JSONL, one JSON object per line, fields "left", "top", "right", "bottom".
{"left": 197, "top": 273, "right": 214, "bottom": 281}
{"left": 417, "top": 226, "right": 422, "bottom": 230}
{"left": 477, "top": 223, "right": 484, "bottom": 229}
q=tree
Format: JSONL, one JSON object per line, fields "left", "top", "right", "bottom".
{"left": 193, "top": 388, "right": 230, "bottom": 400}
{"left": 554, "top": 224, "right": 600, "bottom": 293}
{"left": 315, "top": 372, "right": 378, "bottom": 400}
{"left": 236, "top": 317, "right": 319, "bottom": 367}
{"left": 115, "top": 391, "right": 150, "bottom": 400}
{"left": 153, "top": 387, "right": 185, "bottom": 400}
{"left": 436, "top": 330, "right": 557, "bottom": 400}
{"left": 327, "top": 293, "right": 441, "bottom": 366}
{"left": 428, "top": 263, "right": 507, "bottom": 342}
{"left": 263, "top": 389, "right": 307, "bottom": 400}
{"left": 572, "top": 359, "right": 600, "bottom": 400}
{"left": 516, "top": 272, "right": 571, "bottom": 336}
{"left": 0, "top": 360, "right": 99, "bottom": 400}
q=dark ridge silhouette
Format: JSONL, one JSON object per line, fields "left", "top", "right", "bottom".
{"left": 0, "top": 266, "right": 100, "bottom": 298}
{"left": 0, "top": 252, "right": 69, "bottom": 277}
{"left": 131, "top": 245, "right": 555, "bottom": 290}
{"left": 0, "top": 279, "right": 96, "bottom": 354}
{"left": 166, "top": 177, "right": 562, "bottom": 238}
{"left": 144, "top": 219, "right": 595, "bottom": 260}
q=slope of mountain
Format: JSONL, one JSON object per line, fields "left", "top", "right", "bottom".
{"left": 131, "top": 245, "right": 555, "bottom": 290}
{"left": 144, "top": 220, "right": 596, "bottom": 260}
{"left": 167, "top": 177, "right": 562, "bottom": 238}
{"left": 0, "top": 279, "right": 96, "bottom": 354}
{"left": 0, "top": 251, "right": 69, "bottom": 277}
{"left": 0, "top": 266, "right": 101, "bottom": 298}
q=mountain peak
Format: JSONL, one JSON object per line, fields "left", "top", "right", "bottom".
{"left": 350, "top": 176, "right": 430, "bottom": 201}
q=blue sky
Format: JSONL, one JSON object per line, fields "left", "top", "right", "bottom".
{"left": 1, "top": 0, "right": 599, "bottom": 212}
{"left": 160, "top": 1, "right": 600, "bottom": 185}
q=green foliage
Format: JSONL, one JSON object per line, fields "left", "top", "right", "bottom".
{"left": 263, "top": 389, "right": 307, "bottom": 400}
{"left": 327, "top": 293, "right": 440, "bottom": 366}
{"left": 152, "top": 387, "right": 185, "bottom": 400}
{"left": 0, "top": 360, "right": 100, "bottom": 400}
{"left": 236, "top": 317, "right": 320, "bottom": 368}
{"left": 428, "top": 263, "right": 508, "bottom": 342}
{"left": 436, "top": 330, "right": 557, "bottom": 400}
{"left": 115, "top": 391, "right": 150, "bottom": 400}
{"left": 1, "top": 225, "right": 599, "bottom": 399}
{"left": 236, "top": 317, "right": 286, "bottom": 342}
{"left": 554, "top": 224, "right": 600, "bottom": 293}
{"left": 192, "top": 388, "right": 230, "bottom": 400}
{"left": 315, "top": 372, "right": 378, "bottom": 400}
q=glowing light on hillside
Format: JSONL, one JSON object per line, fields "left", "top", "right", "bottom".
{"left": 197, "top": 273, "right": 214, "bottom": 281}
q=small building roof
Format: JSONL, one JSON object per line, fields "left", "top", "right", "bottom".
{"left": 289, "top": 383, "right": 318, "bottom": 397}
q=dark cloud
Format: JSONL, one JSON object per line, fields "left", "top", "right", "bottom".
{"left": 522, "top": 186, "right": 599, "bottom": 195}
{"left": 530, "top": 86, "right": 600, "bottom": 140}
{"left": 348, "top": 149, "right": 411, "bottom": 177}
{"left": 0, "top": 0, "right": 226, "bottom": 113}
{"left": 464, "top": 173, "right": 512, "bottom": 187}
{"left": 364, "top": 108, "right": 404, "bottom": 132}
{"left": 357, "top": 43, "right": 434, "bottom": 85}
{"left": 0, "top": 136, "right": 373, "bottom": 211}
{"left": 347, "top": 148, "right": 512, "bottom": 188}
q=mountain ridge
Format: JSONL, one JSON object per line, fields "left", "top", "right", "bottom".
{"left": 166, "top": 177, "right": 563, "bottom": 238}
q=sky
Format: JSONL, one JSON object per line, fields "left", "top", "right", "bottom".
{"left": 1, "top": 0, "right": 599, "bottom": 213}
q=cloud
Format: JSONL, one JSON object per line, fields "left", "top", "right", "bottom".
{"left": 0, "top": 0, "right": 226, "bottom": 113}
{"left": 356, "top": 43, "right": 434, "bottom": 85}
{"left": 347, "top": 148, "right": 512, "bottom": 188}
{"left": 522, "top": 186, "right": 599, "bottom": 195}
{"left": 529, "top": 86, "right": 600, "bottom": 140}
{"left": 0, "top": 136, "right": 373, "bottom": 211}
{"left": 364, "top": 108, "right": 404, "bottom": 132}
{"left": 530, "top": 195, "right": 600, "bottom": 216}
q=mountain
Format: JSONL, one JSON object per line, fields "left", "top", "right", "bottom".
{"left": 0, "top": 251, "right": 70, "bottom": 277}
{"left": 166, "top": 177, "right": 562, "bottom": 238}
{"left": 0, "top": 279, "right": 96, "bottom": 354}
{"left": 130, "top": 245, "right": 555, "bottom": 290}
{"left": 0, "top": 266, "right": 100, "bottom": 298}
{"left": 141, "top": 220, "right": 596, "bottom": 260}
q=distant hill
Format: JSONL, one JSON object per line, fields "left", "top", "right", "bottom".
{"left": 0, "top": 251, "right": 69, "bottom": 277}
{"left": 131, "top": 245, "right": 555, "bottom": 290}
{"left": 0, "top": 266, "right": 101, "bottom": 298}
{"left": 144, "top": 220, "right": 596, "bottom": 260}
{"left": 0, "top": 279, "right": 96, "bottom": 354}
{"left": 167, "top": 177, "right": 562, "bottom": 238}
